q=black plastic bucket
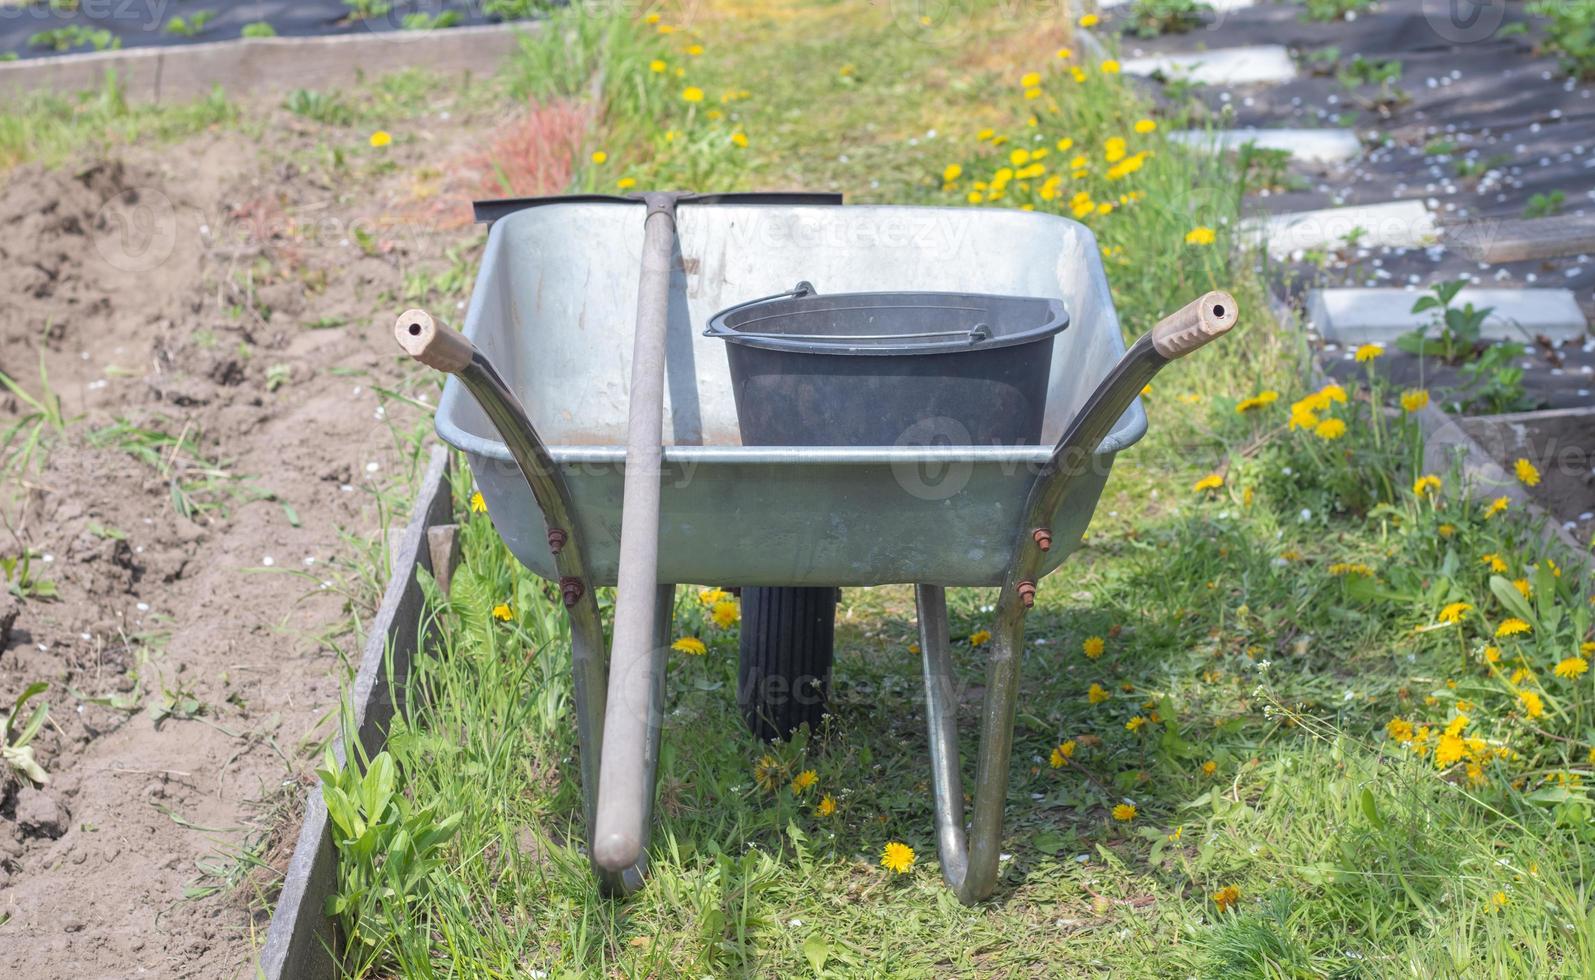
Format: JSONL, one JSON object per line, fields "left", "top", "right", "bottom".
{"left": 705, "top": 283, "right": 1069, "bottom": 447}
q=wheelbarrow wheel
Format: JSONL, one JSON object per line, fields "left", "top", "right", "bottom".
{"left": 737, "top": 586, "right": 837, "bottom": 741}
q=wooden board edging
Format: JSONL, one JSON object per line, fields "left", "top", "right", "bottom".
{"left": 257, "top": 445, "right": 454, "bottom": 980}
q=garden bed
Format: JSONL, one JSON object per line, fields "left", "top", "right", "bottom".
{"left": 1457, "top": 406, "right": 1595, "bottom": 544}
{"left": 0, "top": 48, "right": 598, "bottom": 974}
{"left": 0, "top": 0, "right": 545, "bottom": 61}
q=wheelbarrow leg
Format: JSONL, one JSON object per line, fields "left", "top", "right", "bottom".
{"left": 918, "top": 584, "right": 1025, "bottom": 903}
{"left": 915, "top": 291, "right": 1241, "bottom": 905}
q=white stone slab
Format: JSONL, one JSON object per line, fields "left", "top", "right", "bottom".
{"left": 1168, "top": 128, "right": 1362, "bottom": 164}
{"left": 1308, "top": 288, "right": 1590, "bottom": 344}
{"left": 1244, "top": 200, "right": 1439, "bottom": 257}
{"left": 1120, "top": 45, "right": 1297, "bottom": 85}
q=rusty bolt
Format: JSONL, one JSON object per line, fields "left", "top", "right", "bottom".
{"left": 547, "top": 527, "right": 568, "bottom": 554}
{"left": 559, "top": 576, "right": 584, "bottom": 608}
{"left": 1032, "top": 527, "right": 1052, "bottom": 551}
{"left": 1017, "top": 580, "right": 1037, "bottom": 608}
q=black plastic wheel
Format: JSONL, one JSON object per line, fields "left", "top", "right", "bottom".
{"left": 737, "top": 586, "right": 837, "bottom": 741}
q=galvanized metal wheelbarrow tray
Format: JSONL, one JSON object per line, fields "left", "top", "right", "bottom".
{"left": 396, "top": 199, "right": 1235, "bottom": 903}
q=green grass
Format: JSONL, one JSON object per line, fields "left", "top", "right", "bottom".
{"left": 0, "top": 71, "right": 235, "bottom": 170}
{"left": 315, "top": 3, "right": 1595, "bottom": 976}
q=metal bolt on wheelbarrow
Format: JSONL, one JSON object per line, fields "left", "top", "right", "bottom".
{"left": 395, "top": 192, "right": 1237, "bottom": 904}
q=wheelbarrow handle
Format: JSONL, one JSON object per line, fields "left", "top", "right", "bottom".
{"left": 1026, "top": 290, "right": 1237, "bottom": 527}
{"left": 395, "top": 309, "right": 473, "bottom": 374}
{"left": 922, "top": 290, "right": 1238, "bottom": 906}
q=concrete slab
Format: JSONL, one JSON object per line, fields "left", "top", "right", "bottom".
{"left": 1307, "top": 287, "right": 1589, "bottom": 343}
{"left": 1120, "top": 44, "right": 1296, "bottom": 85}
{"left": 1245, "top": 200, "right": 1439, "bottom": 257}
{"left": 1168, "top": 128, "right": 1362, "bottom": 164}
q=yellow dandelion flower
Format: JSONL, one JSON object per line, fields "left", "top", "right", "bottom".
{"left": 649, "top": 58, "right": 667, "bottom": 73}
{"left": 1485, "top": 496, "right": 1509, "bottom": 518}
{"left": 681, "top": 86, "right": 704, "bottom": 102}
{"left": 1050, "top": 740, "right": 1077, "bottom": 767}
{"left": 1483, "top": 646, "right": 1501, "bottom": 663}
{"left": 1491, "top": 890, "right": 1509, "bottom": 909}
{"left": 469, "top": 491, "right": 487, "bottom": 513}
{"left": 590, "top": 150, "right": 608, "bottom": 165}
{"left": 1104, "top": 136, "right": 1127, "bottom": 163}
{"left": 1413, "top": 474, "right": 1442, "bottom": 497}
{"left": 1436, "top": 732, "right": 1466, "bottom": 766}
{"left": 1314, "top": 418, "right": 1347, "bottom": 440}
{"left": 1101, "top": 59, "right": 1120, "bottom": 73}
{"left": 1514, "top": 458, "right": 1541, "bottom": 486}
{"left": 817, "top": 793, "right": 836, "bottom": 817}
{"left": 1329, "top": 562, "right": 1375, "bottom": 577}
{"left": 617, "top": 177, "right": 637, "bottom": 189}
{"left": 710, "top": 600, "right": 740, "bottom": 629}
{"left": 730, "top": 132, "right": 749, "bottom": 148}
{"left": 1083, "top": 635, "right": 1105, "bottom": 658}
{"left": 1056, "top": 47, "right": 1073, "bottom": 59}
{"left": 687, "top": 43, "right": 704, "bottom": 56}
{"left": 1193, "top": 473, "right": 1224, "bottom": 492}
{"left": 1125, "top": 715, "right": 1146, "bottom": 732}
{"left": 1354, "top": 343, "right": 1383, "bottom": 362}
{"left": 943, "top": 163, "right": 962, "bottom": 182}
{"left": 1518, "top": 690, "right": 1544, "bottom": 718}
{"left": 1020, "top": 70, "right": 1041, "bottom": 88}
{"left": 1088, "top": 683, "right": 1110, "bottom": 704}
{"left": 1236, "top": 390, "right": 1279, "bottom": 413}
{"left": 699, "top": 587, "right": 729, "bottom": 606}
{"left": 1111, "top": 802, "right": 1136, "bottom": 821}
{"left": 1400, "top": 388, "right": 1429, "bottom": 412}
{"left": 656, "top": 23, "right": 675, "bottom": 33}
{"left": 1554, "top": 657, "right": 1588, "bottom": 680}
{"left": 1438, "top": 602, "right": 1472, "bottom": 624}
{"left": 1513, "top": 578, "right": 1532, "bottom": 598}
{"left": 1079, "top": 13, "right": 1100, "bottom": 26}
{"left": 369, "top": 130, "right": 392, "bottom": 148}
{"left": 970, "top": 629, "right": 992, "bottom": 647}
{"left": 1201, "top": 760, "right": 1217, "bottom": 776}
{"left": 1212, "top": 885, "right": 1240, "bottom": 911}
{"left": 1386, "top": 717, "right": 1414, "bottom": 742}
{"left": 1480, "top": 553, "right": 1508, "bottom": 573}
{"left": 671, "top": 636, "right": 707, "bottom": 655}
{"left": 790, "top": 769, "right": 818, "bottom": 794}
{"left": 492, "top": 602, "right": 512, "bottom": 621}
{"left": 1134, "top": 118, "right": 1157, "bottom": 134}
{"left": 1185, "top": 226, "right": 1216, "bottom": 245}
{"left": 881, "top": 841, "right": 916, "bottom": 873}
{"left": 1496, "top": 618, "right": 1531, "bottom": 637}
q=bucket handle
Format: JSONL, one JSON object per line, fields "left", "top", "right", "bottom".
{"left": 702, "top": 280, "right": 816, "bottom": 337}
{"left": 705, "top": 281, "right": 996, "bottom": 345}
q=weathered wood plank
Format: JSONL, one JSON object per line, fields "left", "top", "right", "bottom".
{"left": 1448, "top": 214, "right": 1595, "bottom": 263}
{"left": 259, "top": 445, "right": 454, "bottom": 980}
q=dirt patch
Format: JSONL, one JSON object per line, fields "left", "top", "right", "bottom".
{"left": 0, "top": 92, "right": 580, "bottom": 975}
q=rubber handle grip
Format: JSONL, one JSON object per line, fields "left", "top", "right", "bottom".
{"left": 1151, "top": 291, "right": 1237, "bottom": 359}
{"left": 394, "top": 309, "right": 472, "bottom": 374}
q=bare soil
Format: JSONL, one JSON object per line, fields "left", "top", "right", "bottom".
{"left": 0, "top": 94, "right": 554, "bottom": 975}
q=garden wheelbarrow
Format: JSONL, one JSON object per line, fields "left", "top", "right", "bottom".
{"left": 395, "top": 197, "right": 1236, "bottom": 903}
